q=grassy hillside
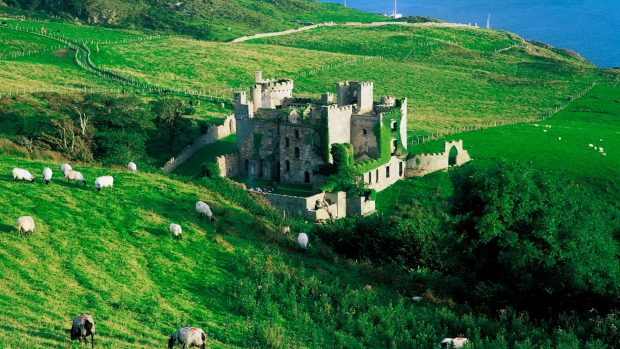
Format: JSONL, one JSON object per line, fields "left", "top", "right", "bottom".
{"left": 1, "top": 0, "right": 386, "bottom": 40}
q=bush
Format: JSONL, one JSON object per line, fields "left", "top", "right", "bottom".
{"left": 444, "top": 161, "right": 620, "bottom": 312}
{"left": 201, "top": 162, "right": 220, "bottom": 178}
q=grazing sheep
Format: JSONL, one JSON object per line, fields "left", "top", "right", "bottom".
{"left": 43, "top": 167, "right": 53, "bottom": 185}
{"left": 589, "top": 144, "right": 594, "bottom": 148}
{"left": 60, "top": 163, "right": 72, "bottom": 176}
{"left": 558, "top": 137, "right": 562, "bottom": 141}
{"left": 196, "top": 201, "right": 215, "bottom": 222}
{"left": 128, "top": 162, "right": 138, "bottom": 173}
{"left": 94, "top": 176, "right": 114, "bottom": 192}
{"left": 12, "top": 168, "right": 35, "bottom": 182}
{"left": 602, "top": 153, "right": 607, "bottom": 156}
{"left": 65, "top": 169, "right": 86, "bottom": 185}
{"left": 439, "top": 337, "right": 468, "bottom": 348}
{"left": 168, "top": 327, "right": 206, "bottom": 349}
{"left": 169, "top": 224, "right": 182, "bottom": 240}
{"left": 533, "top": 124, "right": 539, "bottom": 127}
{"left": 298, "top": 232, "right": 308, "bottom": 251}
{"left": 599, "top": 147, "right": 604, "bottom": 152}
{"left": 543, "top": 130, "right": 548, "bottom": 133}
{"left": 16, "top": 216, "right": 35, "bottom": 237}
{"left": 282, "top": 226, "right": 291, "bottom": 236}
{"left": 69, "top": 314, "right": 95, "bottom": 348}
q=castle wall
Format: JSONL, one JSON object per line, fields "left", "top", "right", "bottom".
{"left": 325, "top": 105, "right": 353, "bottom": 161}
{"left": 350, "top": 115, "right": 380, "bottom": 159}
{"left": 362, "top": 156, "right": 406, "bottom": 192}
{"left": 346, "top": 196, "right": 376, "bottom": 216}
{"left": 405, "top": 140, "right": 471, "bottom": 177}
{"left": 399, "top": 98, "right": 408, "bottom": 150}
{"left": 236, "top": 119, "right": 280, "bottom": 179}
{"left": 215, "top": 153, "right": 240, "bottom": 178}
{"left": 279, "top": 124, "right": 324, "bottom": 186}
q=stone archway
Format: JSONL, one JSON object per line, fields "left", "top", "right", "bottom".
{"left": 448, "top": 145, "right": 458, "bottom": 166}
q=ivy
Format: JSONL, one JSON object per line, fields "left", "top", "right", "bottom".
{"left": 253, "top": 132, "right": 263, "bottom": 159}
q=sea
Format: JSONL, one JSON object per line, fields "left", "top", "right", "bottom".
{"left": 321, "top": 0, "right": 620, "bottom": 68}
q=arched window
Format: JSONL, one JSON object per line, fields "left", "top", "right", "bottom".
{"left": 285, "top": 137, "right": 290, "bottom": 148}
{"left": 285, "top": 160, "right": 290, "bottom": 171}
{"left": 294, "top": 147, "right": 300, "bottom": 159}
{"left": 449, "top": 146, "right": 458, "bottom": 166}
{"left": 294, "top": 129, "right": 300, "bottom": 139}
{"left": 304, "top": 171, "right": 310, "bottom": 183}
{"left": 368, "top": 172, "right": 372, "bottom": 185}
{"left": 399, "top": 162, "right": 403, "bottom": 176}
{"left": 386, "top": 166, "right": 390, "bottom": 178}
{"left": 362, "top": 129, "right": 368, "bottom": 136}
{"left": 375, "top": 169, "right": 379, "bottom": 183}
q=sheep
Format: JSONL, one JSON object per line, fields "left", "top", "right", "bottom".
{"left": 589, "top": 144, "right": 594, "bottom": 148}
{"left": 95, "top": 176, "right": 114, "bottom": 192}
{"left": 16, "top": 216, "right": 35, "bottom": 237}
{"left": 128, "top": 162, "right": 138, "bottom": 173}
{"left": 298, "top": 232, "right": 308, "bottom": 251}
{"left": 65, "top": 169, "right": 86, "bottom": 185}
{"left": 543, "top": 130, "right": 548, "bottom": 133}
{"left": 168, "top": 327, "right": 206, "bottom": 349}
{"left": 12, "top": 168, "right": 35, "bottom": 182}
{"left": 599, "top": 147, "right": 605, "bottom": 152}
{"left": 69, "top": 314, "right": 95, "bottom": 348}
{"left": 43, "top": 167, "right": 53, "bottom": 185}
{"left": 196, "top": 201, "right": 215, "bottom": 222}
{"left": 439, "top": 337, "right": 468, "bottom": 348}
{"left": 60, "top": 163, "right": 72, "bottom": 176}
{"left": 558, "top": 137, "right": 562, "bottom": 141}
{"left": 169, "top": 224, "right": 182, "bottom": 240}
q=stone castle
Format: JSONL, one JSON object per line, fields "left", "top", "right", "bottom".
{"left": 215, "top": 71, "right": 470, "bottom": 220}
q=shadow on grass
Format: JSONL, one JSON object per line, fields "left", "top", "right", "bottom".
{"left": 143, "top": 226, "right": 168, "bottom": 238}
{"left": 53, "top": 180, "right": 92, "bottom": 191}
{"left": 0, "top": 223, "right": 15, "bottom": 234}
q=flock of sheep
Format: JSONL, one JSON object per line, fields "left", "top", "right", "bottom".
{"left": 9, "top": 161, "right": 467, "bottom": 348}
{"left": 68, "top": 313, "right": 207, "bottom": 349}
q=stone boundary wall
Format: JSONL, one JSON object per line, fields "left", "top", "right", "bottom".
{"left": 230, "top": 21, "right": 478, "bottom": 43}
{"left": 406, "top": 140, "right": 471, "bottom": 177}
{"left": 161, "top": 115, "right": 236, "bottom": 173}
{"left": 262, "top": 191, "right": 372, "bottom": 221}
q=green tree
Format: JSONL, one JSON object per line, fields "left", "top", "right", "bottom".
{"left": 151, "top": 98, "right": 195, "bottom": 150}
{"left": 445, "top": 161, "right": 620, "bottom": 312}
{"left": 85, "top": 94, "right": 155, "bottom": 164}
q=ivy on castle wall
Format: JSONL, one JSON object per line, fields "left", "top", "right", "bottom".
{"left": 252, "top": 132, "right": 263, "bottom": 159}
{"left": 355, "top": 106, "right": 404, "bottom": 173}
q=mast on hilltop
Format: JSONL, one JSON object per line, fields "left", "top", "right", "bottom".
{"left": 486, "top": 13, "right": 491, "bottom": 30}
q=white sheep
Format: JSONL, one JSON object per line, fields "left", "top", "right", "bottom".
{"left": 558, "top": 137, "right": 562, "bottom": 141}
{"left": 589, "top": 144, "right": 594, "bottom": 148}
{"left": 16, "top": 216, "right": 35, "bottom": 237}
{"left": 298, "top": 232, "right": 308, "bottom": 250}
{"left": 439, "top": 337, "right": 468, "bottom": 348}
{"left": 602, "top": 153, "right": 607, "bottom": 156}
{"left": 533, "top": 124, "right": 539, "bottom": 127}
{"left": 196, "top": 201, "right": 215, "bottom": 222}
{"left": 543, "top": 130, "right": 548, "bottom": 133}
{"left": 168, "top": 327, "right": 206, "bottom": 349}
{"left": 169, "top": 224, "right": 182, "bottom": 240}
{"left": 65, "top": 169, "right": 86, "bottom": 185}
{"left": 599, "top": 147, "right": 604, "bottom": 152}
{"left": 128, "top": 162, "right": 138, "bottom": 172}
{"left": 12, "top": 168, "right": 35, "bottom": 182}
{"left": 69, "top": 314, "right": 96, "bottom": 348}
{"left": 60, "top": 163, "right": 72, "bottom": 176}
{"left": 95, "top": 176, "right": 114, "bottom": 192}
{"left": 43, "top": 167, "right": 53, "bottom": 185}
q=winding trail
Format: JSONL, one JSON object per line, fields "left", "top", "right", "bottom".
{"left": 230, "top": 21, "right": 479, "bottom": 44}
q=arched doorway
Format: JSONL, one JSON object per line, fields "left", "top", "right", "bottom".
{"left": 304, "top": 171, "right": 310, "bottom": 183}
{"left": 448, "top": 146, "right": 458, "bottom": 166}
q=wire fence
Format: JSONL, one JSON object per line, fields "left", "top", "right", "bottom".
{"left": 410, "top": 80, "right": 599, "bottom": 146}
{"left": 0, "top": 43, "right": 68, "bottom": 60}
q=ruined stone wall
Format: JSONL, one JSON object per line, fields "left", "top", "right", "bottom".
{"left": 161, "top": 115, "right": 237, "bottom": 173}
{"left": 215, "top": 153, "right": 240, "bottom": 178}
{"left": 236, "top": 119, "right": 279, "bottom": 179}
{"left": 346, "top": 197, "right": 376, "bottom": 217}
{"left": 361, "top": 156, "right": 406, "bottom": 192}
{"left": 350, "top": 115, "right": 380, "bottom": 159}
{"left": 405, "top": 140, "right": 471, "bottom": 177}
{"left": 279, "top": 124, "right": 324, "bottom": 186}
{"left": 262, "top": 192, "right": 327, "bottom": 219}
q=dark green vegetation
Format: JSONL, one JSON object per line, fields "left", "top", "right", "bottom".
{"left": 1, "top": 1, "right": 619, "bottom": 347}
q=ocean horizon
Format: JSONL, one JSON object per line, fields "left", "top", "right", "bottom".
{"left": 322, "top": 0, "right": 620, "bottom": 68}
